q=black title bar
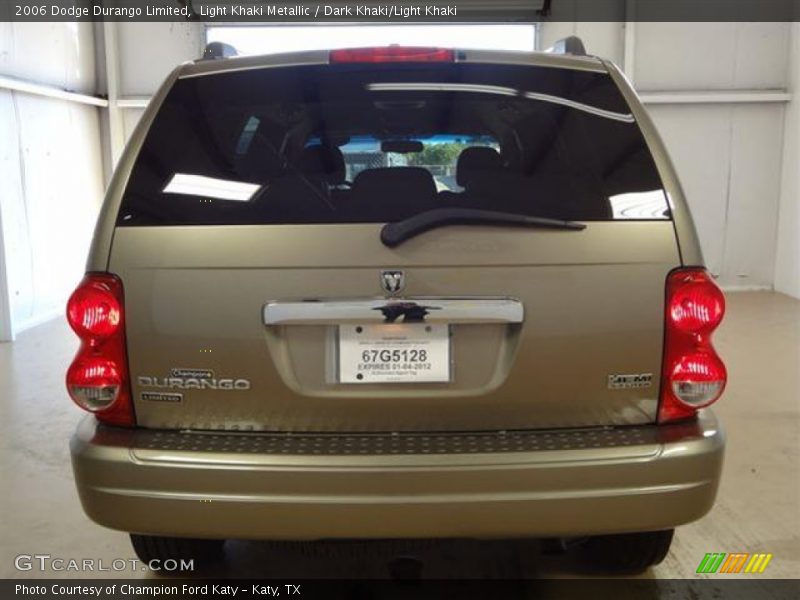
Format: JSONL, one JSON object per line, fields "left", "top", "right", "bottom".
{"left": 2, "top": 0, "right": 800, "bottom": 22}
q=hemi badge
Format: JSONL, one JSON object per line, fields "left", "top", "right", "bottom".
{"left": 608, "top": 373, "right": 653, "bottom": 389}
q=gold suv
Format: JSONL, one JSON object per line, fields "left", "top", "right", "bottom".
{"left": 67, "top": 41, "right": 726, "bottom": 573}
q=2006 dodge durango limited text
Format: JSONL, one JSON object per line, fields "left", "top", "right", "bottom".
{"left": 67, "top": 42, "right": 726, "bottom": 573}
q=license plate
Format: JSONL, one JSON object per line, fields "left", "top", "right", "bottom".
{"left": 338, "top": 323, "right": 450, "bottom": 384}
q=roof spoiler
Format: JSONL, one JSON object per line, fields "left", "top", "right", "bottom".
{"left": 201, "top": 42, "right": 238, "bottom": 60}
{"left": 546, "top": 36, "right": 587, "bottom": 56}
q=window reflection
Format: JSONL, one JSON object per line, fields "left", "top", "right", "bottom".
{"left": 163, "top": 173, "right": 260, "bottom": 202}
{"left": 609, "top": 191, "right": 670, "bottom": 220}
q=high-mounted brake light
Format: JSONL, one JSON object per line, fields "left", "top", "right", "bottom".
{"left": 330, "top": 46, "right": 455, "bottom": 64}
{"left": 66, "top": 273, "right": 134, "bottom": 426}
{"left": 659, "top": 268, "right": 727, "bottom": 423}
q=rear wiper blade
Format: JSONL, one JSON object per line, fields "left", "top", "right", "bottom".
{"left": 380, "top": 208, "right": 586, "bottom": 248}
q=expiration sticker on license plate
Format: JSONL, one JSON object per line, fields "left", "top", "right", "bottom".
{"left": 338, "top": 323, "right": 450, "bottom": 384}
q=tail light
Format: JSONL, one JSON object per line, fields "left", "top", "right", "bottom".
{"left": 659, "top": 268, "right": 727, "bottom": 423}
{"left": 330, "top": 46, "right": 455, "bottom": 64}
{"left": 66, "top": 273, "right": 134, "bottom": 426}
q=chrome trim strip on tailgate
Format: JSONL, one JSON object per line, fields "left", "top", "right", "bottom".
{"left": 264, "top": 298, "right": 524, "bottom": 325}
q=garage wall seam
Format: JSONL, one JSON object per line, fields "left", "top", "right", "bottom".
{"left": 0, "top": 185, "right": 12, "bottom": 341}
{"left": 11, "top": 92, "right": 36, "bottom": 323}
{"left": 718, "top": 107, "right": 735, "bottom": 281}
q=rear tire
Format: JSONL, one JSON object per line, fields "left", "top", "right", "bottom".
{"left": 129, "top": 534, "right": 224, "bottom": 569}
{"left": 580, "top": 529, "right": 674, "bottom": 574}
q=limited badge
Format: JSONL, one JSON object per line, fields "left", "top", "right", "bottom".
{"left": 141, "top": 392, "right": 183, "bottom": 403}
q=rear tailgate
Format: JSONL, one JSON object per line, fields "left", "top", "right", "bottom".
{"left": 111, "top": 221, "right": 676, "bottom": 431}
{"left": 108, "top": 55, "right": 679, "bottom": 432}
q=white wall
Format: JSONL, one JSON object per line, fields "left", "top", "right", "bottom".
{"left": 117, "top": 23, "right": 203, "bottom": 97}
{"left": 633, "top": 22, "right": 789, "bottom": 90}
{"left": 649, "top": 102, "right": 785, "bottom": 287}
{"left": 776, "top": 23, "right": 800, "bottom": 299}
{"left": 0, "top": 162, "right": 11, "bottom": 342}
{"left": 0, "top": 23, "right": 105, "bottom": 339}
{"left": 637, "top": 23, "right": 790, "bottom": 290}
{"left": 116, "top": 23, "right": 203, "bottom": 138}
{"left": 0, "top": 22, "right": 97, "bottom": 93}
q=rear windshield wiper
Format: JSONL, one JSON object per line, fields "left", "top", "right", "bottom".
{"left": 380, "top": 208, "right": 586, "bottom": 248}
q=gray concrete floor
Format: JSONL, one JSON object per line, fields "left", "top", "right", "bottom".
{"left": 0, "top": 291, "right": 797, "bottom": 580}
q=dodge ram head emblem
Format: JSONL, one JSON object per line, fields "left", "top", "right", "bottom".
{"left": 380, "top": 270, "right": 405, "bottom": 295}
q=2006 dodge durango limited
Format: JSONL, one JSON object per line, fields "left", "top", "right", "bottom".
{"left": 68, "top": 43, "right": 726, "bottom": 573}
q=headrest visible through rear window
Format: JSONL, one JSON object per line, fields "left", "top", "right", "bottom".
{"left": 456, "top": 147, "right": 502, "bottom": 187}
{"left": 352, "top": 167, "right": 437, "bottom": 199}
{"left": 297, "top": 145, "right": 346, "bottom": 185}
{"left": 350, "top": 167, "right": 438, "bottom": 221}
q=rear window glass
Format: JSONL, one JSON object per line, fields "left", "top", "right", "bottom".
{"left": 118, "top": 63, "right": 670, "bottom": 226}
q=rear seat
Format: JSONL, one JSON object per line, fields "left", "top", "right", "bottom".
{"left": 441, "top": 146, "right": 612, "bottom": 220}
{"left": 239, "top": 141, "right": 347, "bottom": 221}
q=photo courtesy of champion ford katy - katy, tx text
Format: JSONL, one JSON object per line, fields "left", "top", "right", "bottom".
{"left": 0, "top": 1, "right": 798, "bottom": 598}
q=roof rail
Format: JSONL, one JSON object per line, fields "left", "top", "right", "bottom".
{"left": 546, "top": 36, "right": 587, "bottom": 56}
{"left": 201, "top": 42, "right": 238, "bottom": 60}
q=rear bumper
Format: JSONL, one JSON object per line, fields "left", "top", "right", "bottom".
{"left": 70, "top": 412, "right": 724, "bottom": 540}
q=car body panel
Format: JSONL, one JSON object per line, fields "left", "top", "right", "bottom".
{"left": 109, "top": 221, "right": 677, "bottom": 431}
{"left": 71, "top": 411, "right": 724, "bottom": 539}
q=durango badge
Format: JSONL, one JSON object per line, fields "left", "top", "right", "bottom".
{"left": 380, "top": 270, "right": 405, "bottom": 296}
{"left": 138, "top": 375, "right": 250, "bottom": 391}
